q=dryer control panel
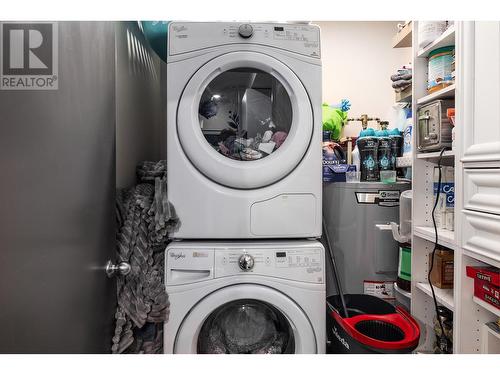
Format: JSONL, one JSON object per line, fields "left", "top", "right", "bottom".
{"left": 168, "top": 22, "right": 320, "bottom": 58}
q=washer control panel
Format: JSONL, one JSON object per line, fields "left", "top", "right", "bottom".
{"left": 215, "top": 247, "right": 323, "bottom": 283}
{"left": 168, "top": 22, "right": 320, "bottom": 58}
{"left": 238, "top": 24, "right": 254, "bottom": 39}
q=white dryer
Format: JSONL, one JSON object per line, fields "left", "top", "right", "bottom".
{"left": 163, "top": 240, "right": 325, "bottom": 354}
{"left": 166, "top": 22, "right": 322, "bottom": 239}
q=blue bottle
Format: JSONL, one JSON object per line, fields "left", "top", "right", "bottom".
{"left": 356, "top": 127, "right": 379, "bottom": 182}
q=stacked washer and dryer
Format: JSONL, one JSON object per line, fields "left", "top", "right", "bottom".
{"left": 164, "top": 22, "right": 325, "bottom": 354}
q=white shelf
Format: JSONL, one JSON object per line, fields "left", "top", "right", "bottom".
{"left": 473, "top": 297, "right": 500, "bottom": 318}
{"left": 394, "top": 282, "right": 412, "bottom": 299}
{"left": 416, "top": 150, "right": 455, "bottom": 160}
{"left": 417, "top": 84, "right": 456, "bottom": 105}
{"left": 414, "top": 225, "right": 456, "bottom": 250}
{"left": 417, "top": 25, "right": 456, "bottom": 58}
{"left": 416, "top": 282, "right": 454, "bottom": 311}
{"left": 463, "top": 248, "right": 500, "bottom": 269}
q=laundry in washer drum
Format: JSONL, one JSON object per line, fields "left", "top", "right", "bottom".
{"left": 197, "top": 299, "right": 295, "bottom": 354}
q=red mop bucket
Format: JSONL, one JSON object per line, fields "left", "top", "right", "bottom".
{"left": 327, "top": 294, "right": 420, "bottom": 354}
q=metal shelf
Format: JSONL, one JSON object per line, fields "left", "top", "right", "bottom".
{"left": 417, "top": 25, "right": 455, "bottom": 58}
{"left": 416, "top": 282, "right": 454, "bottom": 311}
{"left": 414, "top": 225, "right": 456, "bottom": 250}
{"left": 417, "top": 84, "right": 455, "bottom": 105}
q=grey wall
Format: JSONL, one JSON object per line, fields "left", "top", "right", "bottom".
{"left": 115, "top": 21, "right": 164, "bottom": 189}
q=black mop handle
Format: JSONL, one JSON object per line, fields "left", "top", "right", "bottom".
{"left": 323, "top": 219, "right": 349, "bottom": 318}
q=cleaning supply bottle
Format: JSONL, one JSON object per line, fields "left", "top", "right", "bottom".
{"left": 389, "top": 127, "right": 403, "bottom": 171}
{"left": 376, "top": 121, "right": 393, "bottom": 173}
{"left": 356, "top": 124, "right": 379, "bottom": 182}
{"left": 351, "top": 144, "right": 360, "bottom": 173}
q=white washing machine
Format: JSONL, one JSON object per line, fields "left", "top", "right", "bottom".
{"left": 163, "top": 240, "right": 325, "bottom": 354}
{"left": 166, "top": 22, "right": 322, "bottom": 239}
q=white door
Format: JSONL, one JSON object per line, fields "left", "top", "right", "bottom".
{"left": 177, "top": 51, "right": 313, "bottom": 189}
{"left": 461, "top": 21, "right": 500, "bottom": 163}
{"left": 174, "top": 284, "right": 317, "bottom": 353}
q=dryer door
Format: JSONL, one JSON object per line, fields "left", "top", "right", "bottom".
{"left": 174, "top": 284, "right": 317, "bottom": 353}
{"left": 177, "top": 51, "right": 313, "bottom": 189}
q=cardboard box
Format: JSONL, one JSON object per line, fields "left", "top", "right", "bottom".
{"left": 323, "top": 164, "right": 356, "bottom": 183}
{"left": 433, "top": 166, "right": 455, "bottom": 230}
{"left": 466, "top": 266, "right": 500, "bottom": 287}
{"left": 429, "top": 249, "right": 454, "bottom": 289}
{"left": 474, "top": 280, "right": 500, "bottom": 310}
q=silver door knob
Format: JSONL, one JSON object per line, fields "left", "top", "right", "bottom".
{"left": 105, "top": 260, "right": 131, "bottom": 278}
{"left": 238, "top": 254, "right": 255, "bottom": 271}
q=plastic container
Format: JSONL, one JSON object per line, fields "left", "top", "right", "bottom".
{"left": 397, "top": 245, "right": 412, "bottom": 292}
{"left": 380, "top": 170, "right": 396, "bottom": 183}
{"left": 377, "top": 124, "right": 393, "bottom": 173}
{"left": 345, "top": 171, "right": 361, "bottom": 183}
{"left": 389, "top": 128, "right": 403, "bottom": 171}
{"left": 357, "top": 136, "right": 379, "bottom": 182}
{"left": 428, "top": 46, "right": 455, "bottom": 93}
{"left": 418, "top": 21, "right": 447, "bottom": 49}
{"left": 326, "top": 294, "right": 420, "bottom": 354}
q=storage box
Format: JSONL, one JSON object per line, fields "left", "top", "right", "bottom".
{"left": 474, "top": 280, "right": 500, "bottom": 310}
{"left": 466, "top": 266, "right": 500, "bottom": 311}
{"left": 323, "top": 164, "right": 357, "bottom": 183}
{"left": 429, "top": 249, "right": 454, "bottom": 289}
{"left": 466, "top": 266, "right": 500, "bottom": 287}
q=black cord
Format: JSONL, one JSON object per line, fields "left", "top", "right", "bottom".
{"left": 427, "top": 147, "right": 448, "bottom": 353}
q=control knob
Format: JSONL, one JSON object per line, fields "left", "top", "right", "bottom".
{"left": 238, "top": 253, "right": 255, "bottom": 271}
{"left": 238, "top": 24, "right": 253, "bottom": 39}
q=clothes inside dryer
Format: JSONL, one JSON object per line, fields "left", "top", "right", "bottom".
{"left": 199, "top": 68, "right": 291, "bottom": 161}
{"left": 197, "top": 299, "right": 295, "bottom": 354}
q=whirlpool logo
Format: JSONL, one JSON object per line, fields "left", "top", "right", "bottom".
{"left": 169, "top": 252, "right": 186, "bottom": 260}
{"left": 1, "top": 22, "right": 58, "bottom": 90}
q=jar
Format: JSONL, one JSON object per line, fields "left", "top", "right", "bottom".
{"left": 428, "top": 46, "right": 455, "bottom": 93}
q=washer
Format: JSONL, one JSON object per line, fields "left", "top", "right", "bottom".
{"left": 167, "top": 22, "right": 322, "bottom": 239}
{"left": 163, "top": 240, "right": 325, "bottom": 354}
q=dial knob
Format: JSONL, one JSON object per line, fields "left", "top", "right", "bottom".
{"left": 238, "top": 24, "right": 253, "bottom": 39}
{"left": 238, "top": 254, "right": 255, "bottom": 271}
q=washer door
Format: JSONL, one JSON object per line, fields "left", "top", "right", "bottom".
{"left": 177, "top": 51, "right": 313, "bottom": 189}
{"left": 174, "top": 284, "right": 317, "bottom": 353}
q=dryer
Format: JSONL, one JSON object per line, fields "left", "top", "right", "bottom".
{"left": 163, "top": 240, "right": 326, "bottom": 354}
{"left": 166, "top": 22, "right": 322, "bottom": 239}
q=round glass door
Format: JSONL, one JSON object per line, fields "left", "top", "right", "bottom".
{"left": 197, "top": 299, "right": 295, "bottom": 354}
{"left": 177, "top": 51, "right": 313, "bottom": 189}
{"left": 199, "top": 68, "right": 292, "bottom": 161}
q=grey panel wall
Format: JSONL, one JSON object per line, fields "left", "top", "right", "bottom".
{"left": 115, "top": 22, "right": 164, "bottom": 189}
{"left": 0, "top": 22, "right": 116, "bottom": 353}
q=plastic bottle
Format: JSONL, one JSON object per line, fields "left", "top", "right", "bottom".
{"left": 356, "top": 127, "right": 379, "bottom": 182}
{"left": 389, "top": 128, "right": 403, "bottom": 171}
{"left": 376, "top": 121, "right": 393, "bottom": 173}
